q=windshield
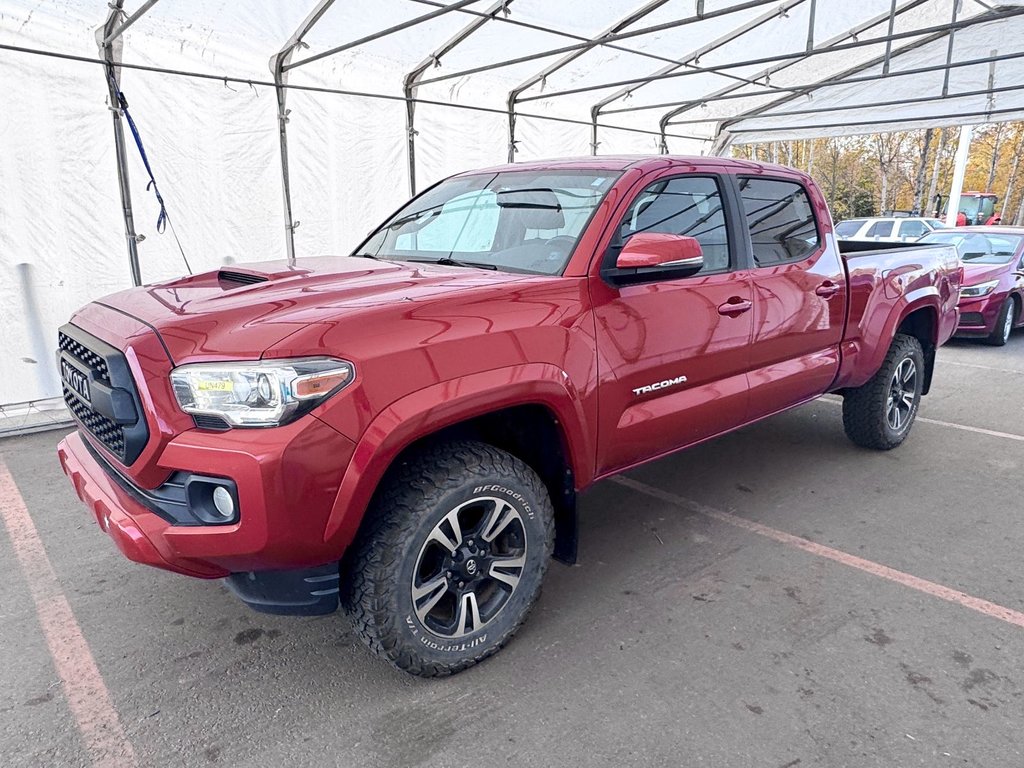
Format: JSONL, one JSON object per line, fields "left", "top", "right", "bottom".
{"left": 942, "top": 195, "right": 997, "bottom": 225}
{"left": 918, "top": 231, "right": 1023, "bottom": 264}
{"left": 355, "top": 170, "right": 621, "bottom": 275}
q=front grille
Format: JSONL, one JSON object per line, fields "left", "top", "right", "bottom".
{"left": 63, "top": 383, "right": 126, "bottom": 456}
{"left": 58, "top": 324, "right": 149, "bottom": 465}
{"left": 958, "top": 312, "right": 985, "bottom": 327}
{"left": 59, "top": 332, "right": 111, "bottom": 385}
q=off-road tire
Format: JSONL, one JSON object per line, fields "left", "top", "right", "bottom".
{"left": 842, "top": 333, "right": 924, "bottom": 450}
{"left": 987, "top": 297, "right": 1017, "bottom": 346}
{"left": 341, "top": 441, "right": 555, "bottom": 677}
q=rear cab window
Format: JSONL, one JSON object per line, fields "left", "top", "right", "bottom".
{"left": 737, "top": 177, "right": 820, "bottom": 267}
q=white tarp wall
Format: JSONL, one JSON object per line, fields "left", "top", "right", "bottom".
{"left": 3, "top": 0, "right": 1024, "bottom": 412}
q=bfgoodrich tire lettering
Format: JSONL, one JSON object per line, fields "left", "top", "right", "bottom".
{"left": 341, "top": 441, "right": 555, "bottom": 677}
{"left": 842, "top": 333, "right": 925, "bottom": 450}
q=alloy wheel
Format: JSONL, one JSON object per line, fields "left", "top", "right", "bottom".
{"left": 885, "top": 357, "right": 917, "bottom": 432}
{"left": 411, "top": 497, "right": 527, "bottom": 638}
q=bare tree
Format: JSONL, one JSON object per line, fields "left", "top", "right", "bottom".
{"left": 911, "top": 129, "right": 934, "bottom": 214}
{"left": 926, "top": 128, "right": 949, "bottom": 216}
{"left": 1003, "top": 127, "right": 1024, "bottom": 222}
{"left": 873, "top": 132, "right": 906, "bottom": 214}
{"left": 986, "top": 123, "right": 1006, "bottom": 192}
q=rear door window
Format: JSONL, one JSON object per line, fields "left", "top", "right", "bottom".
{"left": 737, "top": 177, "right": 820, "bottom": 267}
{"left": 866, "top": 220, "right": 895, "bottom": 238}
{"left": 835, "top": 219, "right": 866, "bottom": 237}
{"left": 898, "top": 220, "right": 928, "bottom": 239}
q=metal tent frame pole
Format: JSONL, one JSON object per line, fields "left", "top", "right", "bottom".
{"left": 505, "top": 0, "right": 672, "bottom": 161}
{"left": 706, "top": 1, "right": 978, "bottom": 150}
{"left": 512, "top": 5, "right": 1024, "bottom": 104}
{"left": 270, "top": 0, "right": 337, "bottom": 267}
{"left": 405, "top": 0, "right": 511, "bottom": 196}
{"left": 97, "top": 0, "right": 161, "bottom": 287}
{"left": 589, "top": 0, "right": 807, "bottom": 153}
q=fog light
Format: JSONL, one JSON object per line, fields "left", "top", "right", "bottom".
{"left": 212, "top": 486, "right": 235, "bottom": 518}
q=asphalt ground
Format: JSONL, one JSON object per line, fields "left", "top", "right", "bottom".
{"left": 2, "top": 333, "right": 1023, "bottom": 768}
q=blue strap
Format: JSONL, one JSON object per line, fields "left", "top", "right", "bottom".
{"left": 110, "top": 75, "right": 167, "bottom": 233}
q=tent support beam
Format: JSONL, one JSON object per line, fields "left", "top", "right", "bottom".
{"left": 706, "top": 3, "right": 973, "bottom": 147}
{"left": 628, "top": 0, "right": 926, "bottom": 123}
{"left": 270, "top": 0, "right": 337, "bottom": 266}
{"left": 613, "top": 48, "right": 1023, "bottom": 117}
{"left": 724, "top": 104, "right": 1022, "bottom": 135}
{"left": 406, "top": 0, "right": 510, "bottom": 194}
{"left": 941, "top": 0, "right": 959, "bottom": 96}
{"left": 505, "top": 0, "right": 672, "bottom": 162}
{"left": 946, "top": 126, "right": 973, "bottom": 226}
{"left": 97, "top": 0, "right": 158, "bottom": 287}
{"left": 418, "top": 0, "right": 781, "bottom": 88}
{"left": 516, "top": 4, "right": 1024, "bottom": 103}
{"left": 284, "top": 0, "right": 481, "bottom": 72}
{"left": 592, "top": 0, "right": 807, "bottom": 151}
{"left": 101, "top": 0, "right": 159, "bottom": 46}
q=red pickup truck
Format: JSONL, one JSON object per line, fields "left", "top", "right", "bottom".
{"left": 57, "top": 156, "right": 960, "bottom": 676}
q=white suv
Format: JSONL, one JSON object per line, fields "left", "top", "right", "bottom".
{"left": 835, "top": 217, "right": 946, "bottom": 242}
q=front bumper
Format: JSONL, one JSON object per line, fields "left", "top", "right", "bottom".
{"left": 57, "top": 414, "right": 356, "bottom": 579}
{"left": 955, "top": 293, "right": 1003, "bottom": 336}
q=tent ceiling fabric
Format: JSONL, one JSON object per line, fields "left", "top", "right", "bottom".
{"left": 2, "top": 0, "right": 1024, "bottom": 410}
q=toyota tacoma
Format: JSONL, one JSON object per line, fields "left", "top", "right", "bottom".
{"left": 57, "top": 156, "right": 961, "bottom": 676}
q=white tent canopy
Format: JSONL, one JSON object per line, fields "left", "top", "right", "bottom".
{"left": 2, "top": 0, "right": 1023, "bottom": 416}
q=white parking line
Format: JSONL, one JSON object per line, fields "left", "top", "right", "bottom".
{"left": 818, "top": 396, "right": 1024, "bottom": 443}
{"left": 940, "top": 359, "right": 1024, "bottom": 376}
{"left": 613, "top": 476, "right": 1024, "bottom": 629}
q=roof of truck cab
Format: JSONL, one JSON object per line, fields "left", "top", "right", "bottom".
{"left": 452, "top": 155, "right": 809, "bottom": 179}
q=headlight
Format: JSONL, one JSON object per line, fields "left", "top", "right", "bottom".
{"left": 959, "top": 280, "right": 999, "bottom": 299}
{"left": 170, "top": 358, "right": 354, "bottom": 427}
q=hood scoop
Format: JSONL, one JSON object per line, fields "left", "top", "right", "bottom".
{"left": 217, "top": 269, "right": 270, "bottom": 286}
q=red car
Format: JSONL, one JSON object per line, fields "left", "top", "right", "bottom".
{"left": 918, "top": 226, "right": 1024, "bottom": 345}
{"left": 57, "top": 157, "right": 960, "bottom": 675}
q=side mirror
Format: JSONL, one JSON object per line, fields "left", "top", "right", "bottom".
{"left": 607, "top": 233, "right": 704, "bottom": 284}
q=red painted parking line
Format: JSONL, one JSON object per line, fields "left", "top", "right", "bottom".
{"left": 0, "top": 462, "right": 137, "bottom": 768}
{"left": 614, "top": 476, "right": 1024, "bottom": 629}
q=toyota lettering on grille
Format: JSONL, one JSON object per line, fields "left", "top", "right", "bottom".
{"left": 61, "top": 358, "right": 92, "bottom": 405}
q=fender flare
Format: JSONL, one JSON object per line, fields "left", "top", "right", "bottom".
{"left": 321, "top": 363, "right": 593, "bottom": 552}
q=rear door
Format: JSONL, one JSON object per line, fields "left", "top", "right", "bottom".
{"left": 591, "top": 170, "right": 753, "bottom": 473}
{"left": 866, "top": 219, "right": 896, "bottom": 241}
{"left": 731, "top": 175, "right": 846, "bottom": 420}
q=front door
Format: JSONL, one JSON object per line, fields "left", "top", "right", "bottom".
{"left": 592, "top": 172, "right": 753, "bottom": 474}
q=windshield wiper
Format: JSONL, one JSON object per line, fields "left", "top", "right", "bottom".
{"left": 406, "top": 257, "right": 498, "bottom": 271}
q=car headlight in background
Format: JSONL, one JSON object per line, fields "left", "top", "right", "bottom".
{"left": 170, "top": 358, "right": 354, "bottom": 427}
{"left": 959, "top": 280, "right": 999, "bottom": 299}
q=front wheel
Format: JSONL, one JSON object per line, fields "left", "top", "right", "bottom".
{"left": 987, "top": 298, "right": 1016, "bottom": 346}
{"left": 842, "top": 333, "right": 925, "bottom": 450}
{"left": 341, "top": 441, "right": 555, "bottom": 677}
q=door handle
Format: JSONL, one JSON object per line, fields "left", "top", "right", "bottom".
{"left": 718, "top": 297, "right": 752, "bottom": 316}
{"left": 815, "top": 281, "right": 841, "bottom": 298}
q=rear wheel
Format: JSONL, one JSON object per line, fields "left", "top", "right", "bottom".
{"left": 341, "top": 441, "right": 554, "bottom": 677}
{"left": 842, "top": 333, "right": 924, "bottom": 450}
{"left": 987, "top": 298, "right": 1016, "bottom": 346}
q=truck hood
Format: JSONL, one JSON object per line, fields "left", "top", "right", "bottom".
{"left": 960, "top": 262, "right": 1009, "bottom": 285}
{"left": 83, "top": 256, "right": 538, "bottom": 363}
